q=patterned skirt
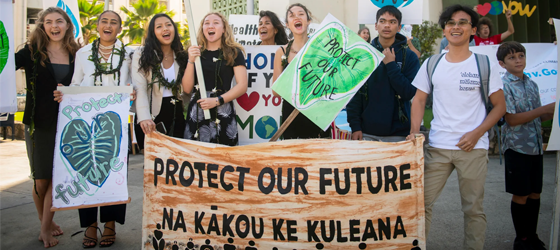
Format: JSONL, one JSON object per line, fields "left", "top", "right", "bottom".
{"left": 183, "top": 92, "right": 238, "bottom": 146}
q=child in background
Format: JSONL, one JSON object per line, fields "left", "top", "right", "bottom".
{"left": 498, "top": 41, "right": 555, "bottom": 250}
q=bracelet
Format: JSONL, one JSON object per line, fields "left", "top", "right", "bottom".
{"left": 218, "top": 96, "right": 224, "bottom": 105}
{"left": 188, "top": 61, "right": 195, "bottom": 64}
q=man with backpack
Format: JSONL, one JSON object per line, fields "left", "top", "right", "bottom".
{"left": 347, "top": 6, "right": 419, "bottom": 142}
{"left": 406, "top": 5, "right": 506, "bottom": 250}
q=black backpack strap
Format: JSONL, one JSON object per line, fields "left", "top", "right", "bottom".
{"left": 474, "top": 53, "right": 491, "bottom": 113}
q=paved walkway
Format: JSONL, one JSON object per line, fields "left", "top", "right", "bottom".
{"left": 1, "top": 139, "right": 559, "bottom": 249}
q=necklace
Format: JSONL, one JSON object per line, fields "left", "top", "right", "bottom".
{"left": 89, "top": 38, "right": 126, "bottom": 86}
{"left": 164, "top": 53, "right": 173, "bottom": 61}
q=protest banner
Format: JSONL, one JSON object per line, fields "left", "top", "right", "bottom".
{"left": 51, "top": 86, "right": 132, "bottom": 211}
{"left": 0, "top": 0, "right": 16, "bottom": 113}
{"left": 229, "top": 15, "right": 260, "bottom": 46}
{"left": 547, "top": 18, "right": 560, "bottom": 250}
{"left": 271, "top": 13, "right": 384, "bottom": 132}
{"left": 43, "top": 0, "right": 83, "bottom": 44}
{"left": 142, "top": 132, "right": 426, "bottom": 249}
{"left": 234, "top": 45, "right": 282, "bottom": 145}
{"left": 468, "top": 44, "right": 557, "bottom": 105}
{"left": 358, "top": 0, "right": 423, "bottom": 25}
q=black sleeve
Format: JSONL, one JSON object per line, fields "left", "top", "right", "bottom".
{"left": 15, "top": 44, "right": 31, "bottom": 70}
{"left": 233, "top": 48, "right": 246, "bottom": 67}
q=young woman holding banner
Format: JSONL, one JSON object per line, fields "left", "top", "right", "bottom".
{"left": 132, "top": 13, "right": 187, "bottom": 147}
{"left": 181, "top": 12, "right": 248, "bottom": 146}
{"left": 272, "top": 3, "right": 331, "bottom": 139}
{"left": 15, "top": 7, "right": 79, "bottom": 248}
{"left": 54, "top": 10, "right": 133, "bottom": 248}
{"left": 258, "top": 10, "right": 289, "bottom": 45}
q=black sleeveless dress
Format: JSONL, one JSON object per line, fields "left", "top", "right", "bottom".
{"left": 280, "top": 43, "right": 331, "bottom": 139}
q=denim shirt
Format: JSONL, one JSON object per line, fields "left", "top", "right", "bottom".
{"left": 501, "top": 71, "right": 543, "bottom": 155}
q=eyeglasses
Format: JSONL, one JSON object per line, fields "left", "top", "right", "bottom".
{"left": 445, "top": 19, "right": 472, "bottom": 28}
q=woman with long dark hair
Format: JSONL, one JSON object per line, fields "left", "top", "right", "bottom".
{"left": 132, "top": 13, "right": 187, "bottom": 145}
{"left": 182, "top": 12, "right": 248, "bottom": 146}
{"left": 15, "top": 7, "right": 80, "bottom": 248}
{"left": 258, "top": 10, "right": 288, "bottom": 45}
{"left": 54, "top": 10, "right": 133, "bottom": 248}
{"left": 272, "top": 3, "right": 331, "bottom": 139}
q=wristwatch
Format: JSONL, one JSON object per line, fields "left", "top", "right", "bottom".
{"left": 218, "top": 96, "right": 224, "bottom": 105}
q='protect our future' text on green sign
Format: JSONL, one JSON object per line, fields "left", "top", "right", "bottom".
{"left": 272, "top": 14, "right": 384, "bottom": 131}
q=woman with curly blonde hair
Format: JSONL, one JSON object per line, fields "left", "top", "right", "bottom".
{"left": 15, "top": 7, "right": 80, "bottom": 248}
{"left": 182, "top": 12, "right": 247, "bottom": 146}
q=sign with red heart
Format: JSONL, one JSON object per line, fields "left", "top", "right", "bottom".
{"left": 237, "top": 91, "right": 259, "bottom": 111}
{"left": 476, "top": 3, "right": 492, "bottom": 16}
{"left": 233, "top": 46, "right": 282, "bottom": 145}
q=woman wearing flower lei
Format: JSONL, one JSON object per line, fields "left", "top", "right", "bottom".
{"left": 132, "top": 13, "right": 187, "bottom": 144}
{"left": 15, "top": 7, "right": 79, "bottom": 248}
{"left": 272, "top": 3, "right": 331, "bottom": 139}
{"left": 182, "top": 12, "right": 247, "bottom": 146}
{"left": 54, "top": 10, "right": 133, "bottom": 248}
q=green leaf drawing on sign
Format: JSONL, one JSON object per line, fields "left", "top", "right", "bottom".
{"left": 296, "top": 26, "right": 375, "bottom": 107}
{"left": 272, "top": 14, "right": 383, "bottom": 130}
{"left": 0, "top": 20, "right": 9, "bottom": 74}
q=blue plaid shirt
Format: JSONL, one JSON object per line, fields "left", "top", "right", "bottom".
{"left": 501, "top": 72, "right": 543, "bottom": 155}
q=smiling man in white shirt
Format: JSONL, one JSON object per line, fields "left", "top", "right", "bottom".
{"left": 406, "top": 4, "right": 506, "bottom": 250}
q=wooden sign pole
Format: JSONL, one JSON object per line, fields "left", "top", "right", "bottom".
{"left": 269, "top": 109, "right": 299, "bottom": 142}
{"left": 183, "top": 0, "right": 210, "bottom": 120}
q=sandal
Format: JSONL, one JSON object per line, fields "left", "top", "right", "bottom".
{"left": 99, "top": 225, "right": 116, "bottom": 248}
{"left": 71, "top": 225, "right": 100, "bottom": 249}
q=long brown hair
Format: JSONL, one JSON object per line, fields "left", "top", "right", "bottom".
{"left": 27, "top": 7, "right": 80, "bottom": 66}
{"left": 196, "top": 12, "right": 244, "bottom": 66}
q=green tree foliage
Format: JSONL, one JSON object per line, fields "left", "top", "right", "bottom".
{"left": 177, "top": 22, "right": 190, "bottom": 48}
{"left": 119, "top": 0, "right": 174, "bottom": 44}
{"left": 78, "top": 0, "right": 104, "bottom": 44}
{"left": 412, "top": 21, "right": 443, "bottom": 63}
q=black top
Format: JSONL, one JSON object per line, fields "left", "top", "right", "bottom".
{"left": 194, "top": 48, "right": 245, "bottom": 93}
{"left": 51, "top": 64, "right": 71, "bottom": 84}
{"left": 15, "top": 45, "right": 74, "bottom": 127}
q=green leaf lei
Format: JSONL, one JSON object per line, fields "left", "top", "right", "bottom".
{"left": 148, "top": 62, "right": 182, "bottom": 97}
{"left": 89, "top": 38, "right": 125, "bottom": 85}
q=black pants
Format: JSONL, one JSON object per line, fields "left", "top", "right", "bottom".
{"left": 79, "top": 204, "right": 127, "bottom": 227}
{"left": 135, "top": 97, "right": 185, "bottom": 149}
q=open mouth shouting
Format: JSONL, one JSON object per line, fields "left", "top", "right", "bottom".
{"left": 294, "top": 20, "right": 303, "bottom": 31}
{"left": 50, "top": 30, "right": 61, "bottom": 38}
{"left": 162, "top": 31, "right": 172, "bottom": 40}
{"left": 259, "top": 29, "right": 268, "bottom": 37}
{"left": 207, "top": 30, "right": 216, "bottom": 39}
{"left": 103, "top": 29, "right": 113, "bottom": 36}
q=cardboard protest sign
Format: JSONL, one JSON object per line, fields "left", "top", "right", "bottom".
{"left": 469, "top": 44, "right": 557, "bottom": 105}
{"left": 0, "top": 0, "right": 16, "bottom": 113}
{"left": 52, "top": 86, "right": 132, "bottom": 210}
{"left": 272, "top": 14, "right": 384, "bottom": 131}
{"left": 229, "top": 15, "right": 260, "bottom": 46}
{"left": 234, "top": 45, "right": 282, "bottom": 145}
{"left": 358, "top": 0, "right": 423, "bottom": 25}
{"left": 142, "top": 132, "right": 426, "bottom": 249}
{"left": 546, "top": 20, "right": 560, "bottom": 151}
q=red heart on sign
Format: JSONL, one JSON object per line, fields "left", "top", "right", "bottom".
{"left": 476, "top": 3, "right": 492, "bottom": 16}
{"left": 236, "top": 92, "right": 259, "bottom": 111}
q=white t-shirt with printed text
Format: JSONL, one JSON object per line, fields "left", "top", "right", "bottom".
{"left": 412, "top": 53, "right": 503, "bottom": 150}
